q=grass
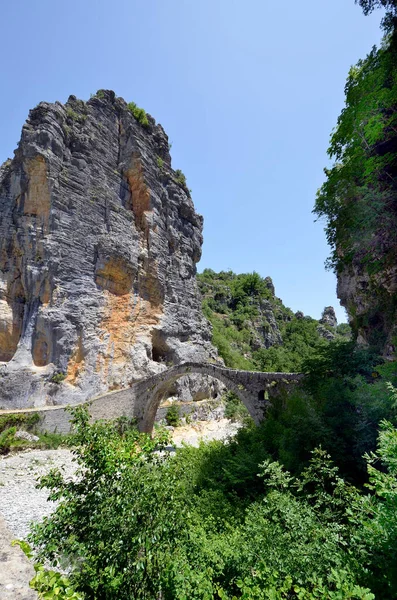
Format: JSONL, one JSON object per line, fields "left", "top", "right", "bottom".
{"left": 0, "top": 429, "right": 72, "bottom": 455}
{"left": 0, "top": 411, "right": 71, "bottom": 454}
{"left": 65, "top": 107, "right": 87, "bottom": 124}
{"left": 127, "top": 102, "right": 149, "bottom": 128}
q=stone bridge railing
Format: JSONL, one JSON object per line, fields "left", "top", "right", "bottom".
{"left": 0, "top": 363, "right": 304, "bottom": 434}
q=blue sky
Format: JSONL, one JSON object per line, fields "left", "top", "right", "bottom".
{"left": 0, "top": 1, "right": 384, "bottom": 322}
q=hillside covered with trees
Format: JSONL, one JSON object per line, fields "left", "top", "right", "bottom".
{"left": 198, "top": 269, "right": 350, "bottom": 372}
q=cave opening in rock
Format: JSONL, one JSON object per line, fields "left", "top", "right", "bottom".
{"left": 151, "top": 329, "right": 170, "bottom": 364}
{"left": 0, "top": 295, "right": 25, "bottom": 362}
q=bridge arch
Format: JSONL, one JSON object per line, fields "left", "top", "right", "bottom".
{"left": 132, "top": 362, "right": 302, "bottom": 433}
{"left": 139, "top": 366, "right": 249, "bottom": 433}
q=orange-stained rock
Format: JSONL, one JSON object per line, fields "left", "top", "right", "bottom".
{"left": 23, "top": 156, "right": 51, "bottom": 228}
{"left": 0, "top": 91, "right": 217, "bottom": 408}
{"left": 66, "top": 335, "right": 85, "bottom": 385}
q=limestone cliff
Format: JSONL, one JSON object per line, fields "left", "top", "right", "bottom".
{"left": 337, "top": 261, "right": 397, "bottom": 355}
{"left": 0, "top": 90, "right": 216, "bottom": 407}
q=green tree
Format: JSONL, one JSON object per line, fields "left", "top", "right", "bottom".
{"left": 356, "top": 0, "right": 397, "bottom": 33}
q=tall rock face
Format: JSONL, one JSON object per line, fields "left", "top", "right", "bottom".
{"left": 0, "top": 90, "right": 216, "bottom": 407}
{"left": 337, "top": 262, "right": 397, "bottom": 355}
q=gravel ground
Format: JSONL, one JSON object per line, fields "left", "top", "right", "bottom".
{"left": 0, "top": 419, "right": 240, "bottom": 542}
{"left": 172, "top": 417, "right": 241, "bottom": 447}
{"left": 0, "top": 517, "right": 38, "bottom": 599}
{"left": 0, "top": 449, "right": 77, "bottom": 541}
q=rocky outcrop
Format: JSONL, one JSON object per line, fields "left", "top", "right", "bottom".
{"left": 319, "top": 306, "right": 337, "bottom": 328}
{"left": 250, "top": 298, "right": 283, "bottom": 350}
{"left": 317, "top": 306, "right": 337, "bottom": 341}
{"left": 0, "top": 90, "right": 217, "bottom": 408}
{"left": 337, "top": 261, "right": 397, "bottom": 355}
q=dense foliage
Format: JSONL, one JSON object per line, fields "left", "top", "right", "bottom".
{"left": 29, "top": 361, "right": 397, "bottom": 598}
{"left": 198, "top": 269, "right": 349, "bottom": 372}
{"left": 314, "top": 38, "right": 397, "bottom": 276}
{"left": 314, "top": 0, "right": 397, "bottom": 349}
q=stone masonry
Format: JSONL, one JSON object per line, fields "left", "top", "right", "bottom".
{"left": 0, "top": 363, "right": 303, "bottom": 434}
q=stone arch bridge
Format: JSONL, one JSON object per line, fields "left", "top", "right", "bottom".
{"left": 0, "top": 363, "right": 304, "bottom": 434}
{"left": 132, "top": 362, "right": 303, "bottom": 433}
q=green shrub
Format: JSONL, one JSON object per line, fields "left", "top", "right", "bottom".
{"left": 127, "top": 101, "right": 149, "bottom": 128}
{"left": 0, "top": 427, "right": 16, "bottom": 455}
{"left": 223, "top": 390, "right": 249, "bottom": 422}
{"left": 13, "top": 541, "right": 83, "bottom": 600}
{"left": 174, "top": 168, "right": 187, "bottom": 187}
{"left": 0, "top": 416, "right": 68, "bottom": 453}
{"left": 51, "top": 372, "right": 66, "bottom": 384}
{"left": 91, "top": 89, "right": 105, "bottom": 100}
{"left": 65, "top": 107, "right": 87, "bottom": 124}
{"left": 156, "top": 155, "right": 164, "bottom": 169}
{"left": 165, "top": 404, "right": 181, "bottom": 427}
{"left": 0, "top": 412, "right": 40, "bottom": 433}
{"left": 30, "top": 565, "right": 84, "bottom": 600}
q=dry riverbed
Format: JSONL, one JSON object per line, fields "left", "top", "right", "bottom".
{"left": 0, "top": 419, "right": 240, "bottom": 541}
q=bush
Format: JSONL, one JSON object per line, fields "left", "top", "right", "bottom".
{"left": 165, "top": 404, "right": 181, "bottom": 427}
{"left": 0, "top": 412, "right": 40, "bottom": 433}
{"left": 51, "top": 372, "right": 66, "bottom": 384}
{"left": 127, "top": 101, "right": 149, "bottom": 128}
{"left": 223, "top": 390, "right": 249, "bottom": 422}
{"left": 28, "top": 404, "right": 381, "bottom": 598}
{"left": 0, "top": 412, "right": 69, "bottom": 453}
{"left": 0, "top": 427, "right": 16, "bottom": 455}
{"left": 13, "top": 541, "right": 83, "bottom": 600}
{"left": 91, "top": 89, "right": 105, "bottom": 99}
{"left": 174, "top": 168, "right": 187, "bottom": 187}
{"left": 65, "top": 107, "right": 87, "bottom": 124}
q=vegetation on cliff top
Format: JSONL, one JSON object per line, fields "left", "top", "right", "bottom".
{"left": 314, "top": 36, "right": 397, "bottom": 276}
{"left": 198, "top": 269, "right": 349, "bottom": 372}
{"left": 314, "top": 2, "right": 397, "bottom": 348}
{"left": 127, "top": 101, "right": 150, "bottom": 128}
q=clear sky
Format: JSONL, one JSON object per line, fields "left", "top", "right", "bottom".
{"left": 0, "top": 1, "right": 385, "bottom": 322}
